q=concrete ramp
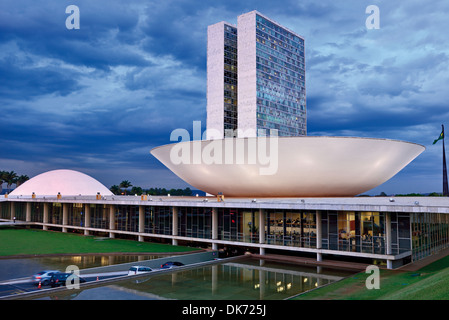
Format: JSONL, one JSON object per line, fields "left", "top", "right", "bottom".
{"left": 0, "top": 220, "right": 34, "bottom": 227}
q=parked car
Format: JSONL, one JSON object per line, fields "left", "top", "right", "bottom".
{"left": 31, "top": 270, "right": 60, "bottom": 286}
{"left": 49, "top": 272, "right": 86, "bottom": 288}
{"left": 160, "top": 261, "right": 184, "bottom": 269}
{"left": 128, "top": 266, "right": 153, "bottom": 275}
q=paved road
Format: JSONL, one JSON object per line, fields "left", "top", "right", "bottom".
{"left": 0, "top": 272, "right": 127, "bottom": 298}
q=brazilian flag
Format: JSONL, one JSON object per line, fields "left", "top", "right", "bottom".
{"left": 433, "top": 129, "right": 444, "bottom": 144}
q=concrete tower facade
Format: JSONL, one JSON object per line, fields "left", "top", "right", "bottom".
{"left": 207, "top": 11, "right": 306, "bottom": 139}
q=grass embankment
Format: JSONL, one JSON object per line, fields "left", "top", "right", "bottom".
{"left": 294, "top": 255, "right": 449, "bottom": 300}
{"left": 0, "top": 227, "right": 199, "bottom": 257}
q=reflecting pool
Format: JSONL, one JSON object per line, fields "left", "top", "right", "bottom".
{"left": 36, "top": 258, "right": 354, "bottom": 300}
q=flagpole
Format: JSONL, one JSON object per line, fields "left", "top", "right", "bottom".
{"left": 442, "top": 124, "right": 449, "bottom": 196}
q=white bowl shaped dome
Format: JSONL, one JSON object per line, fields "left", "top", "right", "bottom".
{"left": 150, "top": 136, "right": 425, "bottom": 197}
{"left": 10, "top": 169, "right": 113, "bottom": 197}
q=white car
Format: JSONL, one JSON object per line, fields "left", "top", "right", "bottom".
{"left": 128, "top": 266, "right": 153, "bottom": 275}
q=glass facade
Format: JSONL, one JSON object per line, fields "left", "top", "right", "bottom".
{"left": 217, "top": 208, "right": 260, "bottom": 243}
{"left": 255, "top": 14, "right": 306, "bottom": 136}
{"left": 115, "top": 205, "right": 139, "bottom": 232}
{"left": 218, "top": 208, "right": 245, "bottom": 242}
{"left": 90, "top": 204, "right": 109, "bottom": 229}
{"left": 68, "top": 203, "right": 84, "bottom": 227}
{"left": 391, "top": 213, "right": 411, "bottom": 255}
{"left": 321, "top": 211, "right": 387, "bottom": 254}
{"left": 31, "top": 203, "right": 43, "bottom": 222}
{"left": 178, "top": 207, "right": 212, "bottom": 239}
{"left": 266, "top": 210, "right": 316, "bottom": 248}
{"left": 49, "top": 203, "right": 62, "bottom": 225}
{"left": 223, "top": 24, "right": 238, "bottom": 137}
{"left": 209, "top": 12, "right": 306, "bottom": 138}
{"left": 12, "top": 202, "right": 26, "bottom": 220}
{"left": 0, "top": 202, "right": 10, "bottom": 219}
{"left": 411, "top": 212, "right": 449, "bottom": 261}
{"left": 6, "top": 199, "right": 449, "bottom": 265}
{"left": 320, "top": 211, "right": 413, "bottom": 256}
{"left": 143, "top": 206, "right": 172, "bottom": 235}
{"left": 0, "top": 202, "right": 27, "bottom": 220}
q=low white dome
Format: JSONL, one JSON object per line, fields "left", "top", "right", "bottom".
{"left": 10, "top": 169, "right": 113, "bottom": 197}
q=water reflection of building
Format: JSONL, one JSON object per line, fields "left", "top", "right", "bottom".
{"left": 111, "top": 261, "right": 347, "bottom": 300}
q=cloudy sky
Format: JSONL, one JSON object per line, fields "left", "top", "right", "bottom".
{"left": 1, "top": 0, "right": 448, "bottom": 195}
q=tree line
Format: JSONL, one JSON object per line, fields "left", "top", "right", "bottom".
{"left": 359, "top": 191, "right": 445, "bottom": 197}
{"left": 0, "top": 171, "right": 193, "bottom": 196}
{"left": 0, "top": 170, "right": 30, "bottom": 194}
{"left": 109, "top": 180, "right": 193, "bottom": 196}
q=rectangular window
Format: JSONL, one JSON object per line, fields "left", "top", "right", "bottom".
{"left": 90, "top": 204, "right": 109, "bottom": 230}
{"left": 218, "top": 208, "right": 243, "bottom": 242}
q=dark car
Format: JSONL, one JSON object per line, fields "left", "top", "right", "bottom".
{"left": 49, "top": 273, "right": 86, "bottom": 288}
{"left": 161, "top": 261, "right": 184, "bottom": 269}
{"left": 31, "top": 270, "right": 60, "bottom": 286}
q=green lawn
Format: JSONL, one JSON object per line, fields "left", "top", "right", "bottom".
{"left": 0, "top": 227, "right": 199, "bottom": 256}
{"left": 294, "top": 255, "right": 449, "bottom": 300}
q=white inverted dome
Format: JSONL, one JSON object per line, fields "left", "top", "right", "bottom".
{"left": 151, "top": 136, "right": 425, "bottom": 197}
{"left": 10, "top": 169, "right": 113, "bottom": 197}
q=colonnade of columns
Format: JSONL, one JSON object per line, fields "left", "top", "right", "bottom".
{"left": 8, "top": 201, "right": 396, "bottom": 268}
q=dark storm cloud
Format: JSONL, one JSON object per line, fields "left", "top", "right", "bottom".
{"left": 0, "top": 57, "right": 82, "bottom": 99}
{"left": 1, "top": 0, "right": 449, "bottom": 194}
{"left": 0, "top": 1, "right": 147, "bottom": 70}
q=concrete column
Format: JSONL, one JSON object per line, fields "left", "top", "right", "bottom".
{"left": 386, "top": 212, "right": 393, "bottom": 269}
{"left": 212, "top": 207, "right": 218, "bottom": 250}
{"left": 109, "top": 205, "right": 115, "bottom": 238}
{"left": 387, "top": 260, "right": 393, "bottom": 269}
{"left": 259, "top": 209, "right": 266, "bottom": 256}
{"left": 138, "top": 205, "right": 145, "bottom": 242}
{"left": 172, "top": 206, "right": 178, "bottom": 246}
{"left": 26, "top": 202, "right": 31, "bottom": 222}
{"left": 385, "top": 212, "right": 392, "bottom": 254}
{"left": 62, "top": 203, "right": 68, "bottom": 233}
{"left": 259, "top": 209, "right": 265, "bottom": 244}
{"left": 10, "top": 202, "right": 14, "bottom": 220}
{"left": 43, "top": 203, "right": 49, "bottom": 230}
{"left": 316, "top": 211, "right": 322, "bottom": 248}
{"left": 316, "top": 210, "right": 322, "bottom": 262}
{"left": 84, "top": 204, "right": 91, "bottom": 236}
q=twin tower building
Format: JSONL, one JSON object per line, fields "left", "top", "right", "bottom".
{"left": 206, "top": 10, "right": 306, "bottom": 139}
